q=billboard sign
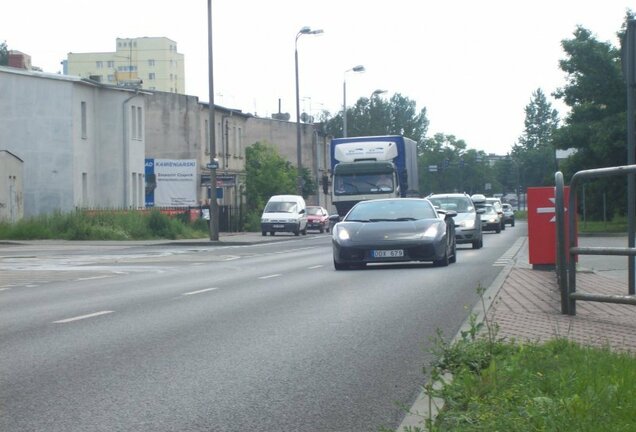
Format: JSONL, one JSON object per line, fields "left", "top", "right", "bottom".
{"left": 145, "top": 159, "right": 197, "bottom": 207}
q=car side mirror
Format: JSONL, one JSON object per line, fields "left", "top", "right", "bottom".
{"left": 476, "top": 208, "right": 485, "bottom": 214}
{"left": 329, "top": 214, "right": 341, "bottom": 222}
{"left": 444, "top": 210, "right": 457, "bottom": 219}
{"left": 299, "top": 209, "right": 306, "bottom": 214}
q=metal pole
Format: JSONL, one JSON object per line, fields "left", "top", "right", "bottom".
{"left": 342, "top": 79, "right": 347, "bottom": 138}
{"left": 626, "top": 20, "right": 636, "bottom": 294}
{"left": 207, "top": 0, "right": 219, "bottom": 241}
{"left": 295, "top": 41, "right": 302, "bottom": 195}
{"left": 555, "top": 171, "right": 569, "bottom": 314}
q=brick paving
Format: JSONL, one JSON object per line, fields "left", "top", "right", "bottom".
{"left": 486, "top": 264, "right": 636, "bottom": 354}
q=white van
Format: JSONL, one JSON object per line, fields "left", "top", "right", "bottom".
{"left": 260, "top": 195, "right": 308, "bottom": 236}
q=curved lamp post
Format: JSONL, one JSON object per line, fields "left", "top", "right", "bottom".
{"left": 295, "top": 26, "right": 323, "bottom": 195}
{"left": 369, "top": 88, "right": 387, "bottom": 100}
{"left": 342, "top": 65, "right": 365, "bottom": 138}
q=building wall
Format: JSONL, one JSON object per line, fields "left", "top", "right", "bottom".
{"left": 0, "top": 66, "right": 146, "bottom": 217}
{"left": 67, "top": 37, "right": 185, "bottom": 93}
{"left": 0, "top": 151, "right": 24, "bottom": 222}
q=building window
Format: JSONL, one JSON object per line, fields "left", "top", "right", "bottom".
{"left": 148, "top": 72, "right": 155, "bottom": 80}
{"left": 148, "top": 59, "right": 155, "bottom": 67}
{"left": 107, "top": 60, "right": 115, "bottom": 68}
{"left": 131, "top": 106, "right": 137, "bottom": 140}
{"left": 96, "top": 61, "right": 103, "bottom": 68}
{"left": 81, "top": 101, "right": 87, "bottom": 139}
{"left": 137, "top": 107, "right": 143, "bottom": 140}
{"left": 107, "top": 74, "right": 115, "bottom": 82}
{"left": 237, "top": 127, "right": 243, "bottom": 158}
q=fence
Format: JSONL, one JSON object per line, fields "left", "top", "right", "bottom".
{"left": 555, "top": 166, "right": 636, "bottom": 315}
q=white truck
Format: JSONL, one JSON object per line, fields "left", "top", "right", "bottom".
{"left": 328, "top": 135, "right": 419, "bottom": 217}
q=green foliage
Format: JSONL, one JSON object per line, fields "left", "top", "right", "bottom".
{"left": 0, "top": 41, "right": 8, "bottom": 66}
{"left": 431, "top": 338, "right": 636, "bottom": 431}
{"left": 245, "top": 141, "right": 298, "bottom": 212}
{"left": 323, "top": 93, "right": 429, "bottom": 142}
{"left": 552, "top": 12, "right": 634, "bottom": 220}
{"left": 0, "top": 210, "right": 208, "bottom": 240}
{"left": 511, "top": 88, "right": 560, "bottom": 189}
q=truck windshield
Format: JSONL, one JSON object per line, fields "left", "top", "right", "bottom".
{"left": 334, "top": 173, "right": 393, "bottom": 195}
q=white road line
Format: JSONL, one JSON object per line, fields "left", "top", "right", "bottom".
{"left": 53, "top": 310, "right": 114, "bottom": 324}
{"left": 182, "top": 287, "right": 218, "bottom": 296}
{"left": 258, "top": 274, "right": 281, "bottom": 279}
{"left": 75, "top": 275, "right": 112, "bottom": 281}
{"left": 308, "top": 265, "right": 323, "bottom": 269}
{"left": 0, "top": 287, "right": 11, "bottom": 291}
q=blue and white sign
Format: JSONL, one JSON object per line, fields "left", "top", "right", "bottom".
{"left": 145, "top": 159, "right": 197, "bottom": 207}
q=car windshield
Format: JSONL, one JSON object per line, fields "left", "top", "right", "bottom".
{"left": 264, "top": 201, "right": 297, "bottom": 213}
{"left": 345, "top": 199, "right": 437, "bottom": 222}
{"left": 333, "top": 173, "right": 394, "bottom": 195}
{"left": 428, "top": 196, "right": 474, "bottom": 213}
{"left": 306, "top": 207, "right": 322, "bottom": 215}
{"left": 483, "top": 205, "right": 497, "bottom": 215}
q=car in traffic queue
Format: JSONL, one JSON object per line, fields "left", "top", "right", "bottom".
{"left": 330, "top": 198, "right": 457, "bottom": 270}
{"left": 472, "top": 194, "right": 505, "bottom": 232}
{"left": 427, "top": 193, "right": 484, "bottom": 249}
{"left": 480, "top": 204, "right": 502, "bottom": 233}
{"left": 306, "top": 205, "right": 330, "bottom": 233}
{"left": 502, "top": 203, "right": 515, "bottom": 227}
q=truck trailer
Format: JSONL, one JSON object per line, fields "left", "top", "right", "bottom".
{"left": 328, "top": 135, "right": 419, "bottom": 216}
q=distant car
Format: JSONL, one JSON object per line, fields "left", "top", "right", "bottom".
{"left": 480, "top": 204, "right": 502, "bottom": 233}
{"left": 331, "top": 198, "right": 457, "bottom": 270}
{"left": 472, "top": 194, "right": 505, "bottom": 231}
{"left": 428, "top": 193, "right": 483, "bottom": 249}
{"left": 306, "top": 205, "right": 330, "bottom": 233}
{"left": 502, "top": 203, "right": 515, "bottom": 227}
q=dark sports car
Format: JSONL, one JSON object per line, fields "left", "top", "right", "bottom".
{"left": 331, "top": 198, "right": 457, "bottom": 270}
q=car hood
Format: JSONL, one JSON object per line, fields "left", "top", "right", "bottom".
{"left": 337, "top": 220, "right": 440, "bottom": 242}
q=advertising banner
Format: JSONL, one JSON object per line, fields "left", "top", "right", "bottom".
{"left": 145, "top": 159, "right": 197, "bottom": 207}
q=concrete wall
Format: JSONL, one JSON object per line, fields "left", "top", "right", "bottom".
{"left": 0, "top": 151, "right": 24, "bottom": 222}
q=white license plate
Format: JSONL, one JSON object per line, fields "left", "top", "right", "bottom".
{"left": 372, "top": 249, "right": 404, "bottom": 258}
{"left": 273, "top": 224, "right": 284, "bottom": 228}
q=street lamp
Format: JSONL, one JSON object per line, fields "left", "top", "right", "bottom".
{"left": 369, "top": 89, "right": 387, "bottom": 100}
{"left": 295, "top": 26, "right": 323, "bottom": 195}
{"left": 207, "top": 0, "right": 219, "bottom": 241}
{"left": 342, "top": 65, "right": 365, "bottom": 138}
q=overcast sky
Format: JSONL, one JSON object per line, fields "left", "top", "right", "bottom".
{"left": 3, "top": 1, "right": 632, "bottom": 155}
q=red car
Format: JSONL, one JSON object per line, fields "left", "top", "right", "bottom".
{"left": 306, "top": 206, "right": 330, "bottom": 233}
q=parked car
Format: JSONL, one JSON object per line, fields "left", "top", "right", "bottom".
{"left": 427, "top": 193, "right": 483, "bottom": 249}
{"left": 480, "top": 204, "right": 502, "bottom": 233}
{"left": 502, "top": 203, "right": 515, "bottom": 227}
{"left": 331, "top": 198, "right": 457, "bottom": 270}
{"left": 306, "top": 205, "right": 330, "bottom": 233}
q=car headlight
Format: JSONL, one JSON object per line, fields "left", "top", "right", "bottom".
{"left": 335, "top": 225, "right": 350, "bottom": 241}
{"left": 459, "top": 220, "right": 475, "bottom": 229}
{"left": 423, "top": 225, "right": 439, "bottom": 238}
{"left": 261, "top": 218, "right": 270, "bottom": 223}
{"left": 488, "top": 217, "right": 498, "bottom": 223}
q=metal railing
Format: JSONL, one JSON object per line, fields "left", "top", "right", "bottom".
{"left": 555, "top": 166, "right": 636, "bottom": 315}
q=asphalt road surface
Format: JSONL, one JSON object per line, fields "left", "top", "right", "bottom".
{"left": 0, "top": 225, "right": 526, "bottom": 431}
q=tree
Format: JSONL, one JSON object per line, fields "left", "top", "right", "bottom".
{"left": 552, "top": 11, "right": 634, "bottom": 219}
{"left": 0, "top": 41, "right": 8, "bottom": 66}
{"left": 245, "top": 142, "right": 297, "bottom": 213}
{"left": 511, "top": 88, "right": 560, "bottom": 188}
{"left": 322, "top": 93, "right": 429, "bottom": 142}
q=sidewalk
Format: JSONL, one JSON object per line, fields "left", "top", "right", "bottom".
{"left": 484, "top": 236, "right": 636, "bottom": 353}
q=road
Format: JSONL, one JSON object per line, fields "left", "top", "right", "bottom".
{"left": 0, "top": 225, "right": 526, "bottom": 432}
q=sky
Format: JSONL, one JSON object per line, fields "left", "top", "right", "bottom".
{"left": 3, "top": 1, "right": 632, "bottom": 155}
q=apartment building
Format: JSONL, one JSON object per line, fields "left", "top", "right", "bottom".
{"left": 66, "top": 37, "right": 185, "bottom": 93}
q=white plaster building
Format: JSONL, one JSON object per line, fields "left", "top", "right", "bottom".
{"left": 0, "top": 66, "right": 147, "bottom": 217}
{"left": 0, "top": 150, "right": 24, "bottom": 222}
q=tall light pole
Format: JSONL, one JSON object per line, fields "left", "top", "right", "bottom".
{"left": 295, "top": 26, "right": 323, "bottom": 196}
{"left": 369, "top": 89, "right": 387, "bottom": 100}
{"left": 342, "top": 65, "right": 365, "bottom": 138}
{"left": 207, "top": 0, "right": 219, "bottom": 241}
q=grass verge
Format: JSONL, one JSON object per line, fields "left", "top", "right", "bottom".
{"left": 398, "top": 287, "right": 636, "bottom": 432}
{"left": 0, "top": 209, "right": 209, "bottom": 240}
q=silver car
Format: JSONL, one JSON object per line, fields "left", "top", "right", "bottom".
{"left": 427, "top": 193, "right": 483, "bottom": 249}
